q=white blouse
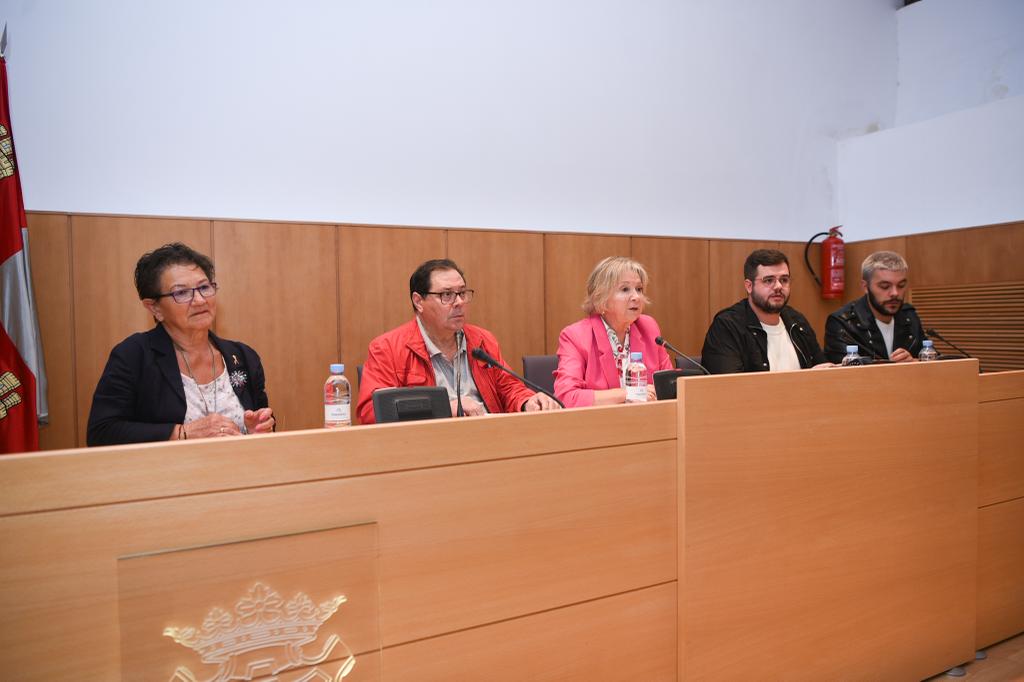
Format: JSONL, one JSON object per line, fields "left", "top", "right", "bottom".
{"left": 182, "top": 366, "right": 247, "bottom": 432}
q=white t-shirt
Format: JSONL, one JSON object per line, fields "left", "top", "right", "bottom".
{"left": 875, "top": 317, "right": 895, "bottom": 357}
{"left": 760, "top": 320, "right": 801, "bottom": 372}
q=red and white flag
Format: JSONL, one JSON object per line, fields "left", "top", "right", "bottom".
{"left": 0, "top": 55, "right": 47, "bottom": 454}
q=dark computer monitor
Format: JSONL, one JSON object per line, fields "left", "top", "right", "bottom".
{"left": 372, "top": 387, "right": 453, "bottom": 423}
{"left": 652, "top": 368, "right": 704, "bottom": 400}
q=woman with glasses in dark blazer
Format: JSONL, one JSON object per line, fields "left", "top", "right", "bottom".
{"left": 87, "top": 243, "right": 275, "bottom": 446}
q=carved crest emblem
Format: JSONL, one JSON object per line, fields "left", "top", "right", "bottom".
{"left": 0, "top": 124, "right": 14, "bottom": 178}
{"left": 163, "top": 582, "right": 355, "bottom": 682}
{"left": 0, "top": 371, "right": 24, "bottom": 420}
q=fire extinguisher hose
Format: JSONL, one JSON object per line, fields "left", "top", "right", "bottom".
{"left": 804, "top": 232, "right": 830, "bottom": 288}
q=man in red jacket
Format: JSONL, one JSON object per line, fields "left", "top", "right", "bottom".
{"left": 356, "top": 259, "right": 561, "bottom": 424}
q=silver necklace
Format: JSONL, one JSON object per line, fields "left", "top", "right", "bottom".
{"left": 177, "top": 342, "right": 218, "bottom": 416}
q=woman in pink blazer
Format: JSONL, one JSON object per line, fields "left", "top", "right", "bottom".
{"left": 554, "top": 257, "right": 673, "bottom": 407}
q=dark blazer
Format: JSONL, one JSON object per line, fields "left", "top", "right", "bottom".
{"left": 823, "top": 295, "right": 925, "bottom": 364}
{"left": 87, "top": 324, "right": 269, "bottom": 446}
{"left": 701, "top": 299, "right": 827, "bottom": 374}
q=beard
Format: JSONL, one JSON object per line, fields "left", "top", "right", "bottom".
{"left": 867, "top": 289, "right": 903, "bottom": 317}
{"left": 751, "top": 288, "right": 789, "bottom": 315}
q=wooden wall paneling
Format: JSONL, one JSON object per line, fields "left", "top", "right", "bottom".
{"left": 842, "top": 236, "right": 907, "bottom": 304}
{"left": 338, "top": 225, "right": 446, "bottom": 405}
{"left": 213, "top": 220, "right": 337, "bottom": 432}
{"left": 707, "top": 239, "right": 778, "bottom": 320}
{"left": 25, "top": 214, "right": 75, "bottom": 451}
{"left": 71, "top": 216, "right": 212, "bottom": 447}
{"left": 777, "top": 240, "right": 838, "bottom": 345}
{"left": 977, "top": 498, "right": 1024, "bottom": 649}
{"left": 907, "top": 221, "right": 1024, "bottom": 288}
{"left": 632, "top": 236, "right": 710, "bottom": 355}
{"left": 912, "top": 282, "right": 1024, "bottom": 372}
{"left": 447, "top": 230, "right": 545, "bottom": 373}
{"left": 542, "top": 233, "right": 631, "bottom": 354}
{"left": 382, "top": 583, "right": 677, "bottom": 681}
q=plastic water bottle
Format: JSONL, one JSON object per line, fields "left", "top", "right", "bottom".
{"left": 918, "top": 340, "right": 938, "bottom": 362}
{"left": 624, "top": 351, "right": 648, "bottom": 403}
{"left": 841, "top": 345, "right": 862, "bottom": 367}
{"left": 324, "top": 363, "right": 351, "bottom": 428}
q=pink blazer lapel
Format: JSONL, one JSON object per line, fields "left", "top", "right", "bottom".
{"left": 589, "top": 315, "right": 622, "bottom": 389}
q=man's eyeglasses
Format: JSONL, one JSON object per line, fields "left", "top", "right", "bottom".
{"left": 751, "top": 275, "right": 791, "bottom": 287}
{"left": 154, "top": 282, "right": 219, "bottom": 304}
{"left": 425, "top": 289, "right": 475, "bottom": 305}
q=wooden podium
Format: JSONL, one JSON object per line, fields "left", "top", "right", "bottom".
{"left": 0, "top": 359, "right": 1018, "bottom": 681}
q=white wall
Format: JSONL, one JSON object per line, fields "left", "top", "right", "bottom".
{"left": 839, "top": 94, "right": 1024, "bottom": 240}
{"left": 838, "top": 0, "right": 1024, "bottom": 240}
{"left": 896, "top": 0, "right": 1024, "bottom": 126}
{"left": 2, "top": 0, "right": 897, "bottom": 241}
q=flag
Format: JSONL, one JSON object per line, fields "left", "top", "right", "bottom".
{"left": 0, "top": 55, "right": 47, "bottom": 454}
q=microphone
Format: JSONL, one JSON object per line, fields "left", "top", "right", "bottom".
{"left": 925, "top": 328, "right": 979, "bottom": 368}
{"left": 470, "top": 347, "right": 565, "bottom": 408}
{"left": 654, "top": 336, "right": 710, "bottom": 375}
{"left": 455, "top": 330, "right": 465, "bottom": 417}
{"left": 837, "top": 328, "right": 885, "bottom": 362}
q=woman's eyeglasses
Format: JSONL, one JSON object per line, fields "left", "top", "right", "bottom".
{"left": 154, "top": 282, "right": 219, "bottom": 304}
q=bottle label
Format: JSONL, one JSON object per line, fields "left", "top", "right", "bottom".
{"left": 625, "top": 384, "right": 647, "bottom": 402}
{"left": 325, "top": 404, "right": 350, "bottom": 423}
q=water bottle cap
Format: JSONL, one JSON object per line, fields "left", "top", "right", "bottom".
{"left": 922, "top": 340, "right": 933, "bottom": 347}
{"left": 330, "top": 363, "right": 345, "bottom": 374}
{"left": 846, "top": 345, "right": 858, "bottom": 353}
{"left": 630, "top": 351, "right": 642, "bottom": 361}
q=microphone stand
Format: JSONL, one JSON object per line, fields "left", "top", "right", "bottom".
{"left": 455, "top": 331, "right": 465, "bottom": 416}
{"left": 471, "top": 347, "right": 565, "bottom": 408}
{"left": 654, "top": 336, "right": 710, "bottom": 375}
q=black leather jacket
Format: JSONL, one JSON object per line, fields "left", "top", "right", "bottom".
{"left": 823, "top": 295, "right": 925, "bottom": 364}
{"left": 701, "top": 299, "right": 827, "bottom": 374}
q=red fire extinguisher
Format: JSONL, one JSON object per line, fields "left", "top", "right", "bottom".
{"left": 804, "top": 226, "right": 845, "bottom": 299}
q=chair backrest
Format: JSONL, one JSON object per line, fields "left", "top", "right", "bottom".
{"left": 675, "top": 354, "right": 703, "bottom": 371}
{"left": 522, "top": 355, "right": 558, "bottom": 395}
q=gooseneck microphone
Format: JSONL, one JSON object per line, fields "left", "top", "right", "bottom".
{"left": 470, "top": 347, "right": 565, "bottom": 408}
{"left": 925, "top": 328, "right": 981, "bottom": 370}
{"left": 654, "top": 336, "right": 711, "bottom": 375}
{"left": 455, "top": 330, "right": 465, "bottom": 417}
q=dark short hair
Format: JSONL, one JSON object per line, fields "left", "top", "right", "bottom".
{"left": 134, "top": 243, "right": 215, "bottom": 300}
{"left": 409, "top": 258, "right": 466, "bottom": 311}
{"left": 743, "top": 249, "right": 789, "bottom": 281}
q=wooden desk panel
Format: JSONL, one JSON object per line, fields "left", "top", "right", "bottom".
{"left": 977, "top": 370, "right": 1024, "bottom": 650}
{"left": 678, "top": 361, "right": 978, "bottom": 681}
{"left": 0, "top": 407, "right": 675, "bottom": 680}
{"left": 978, "top": 498, "right": 1024, "bottom": 649}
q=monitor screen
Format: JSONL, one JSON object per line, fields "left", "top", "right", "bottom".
{"left": 371, "top": 387, "right": 453, "bottom": 423}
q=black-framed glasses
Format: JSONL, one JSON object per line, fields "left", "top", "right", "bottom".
{"left": 154, "top": 282, "right": 219, "bottom": 304}
{"left": 426, "top": 289, "right": 474, "bottom": 305}
{"left": 751, "top": 275, "right": 791, "bottom": 287}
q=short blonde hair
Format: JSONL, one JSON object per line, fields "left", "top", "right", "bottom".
{"left": 582, "top": 256, "right": 651, "bottom": 315}
{"left": 861, "top": 251, "right": 908, "bottom": 282}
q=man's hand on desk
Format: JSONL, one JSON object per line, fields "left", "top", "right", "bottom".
{"left": 523, "top": 392, "right": 562, "bottom": 412}
{"left": 451, "top": 396, "right": 487, "bottom": 417}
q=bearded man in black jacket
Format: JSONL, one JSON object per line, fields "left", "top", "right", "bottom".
{"left": 824, "top": 251, "right": 925, "bottom": 364}
{"left": 701, "top": 249, "right": 831, "bottom": 374}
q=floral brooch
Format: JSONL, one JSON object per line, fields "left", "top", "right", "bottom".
{"left": 229, "top": 370, "right": 248, "bottom": 389}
